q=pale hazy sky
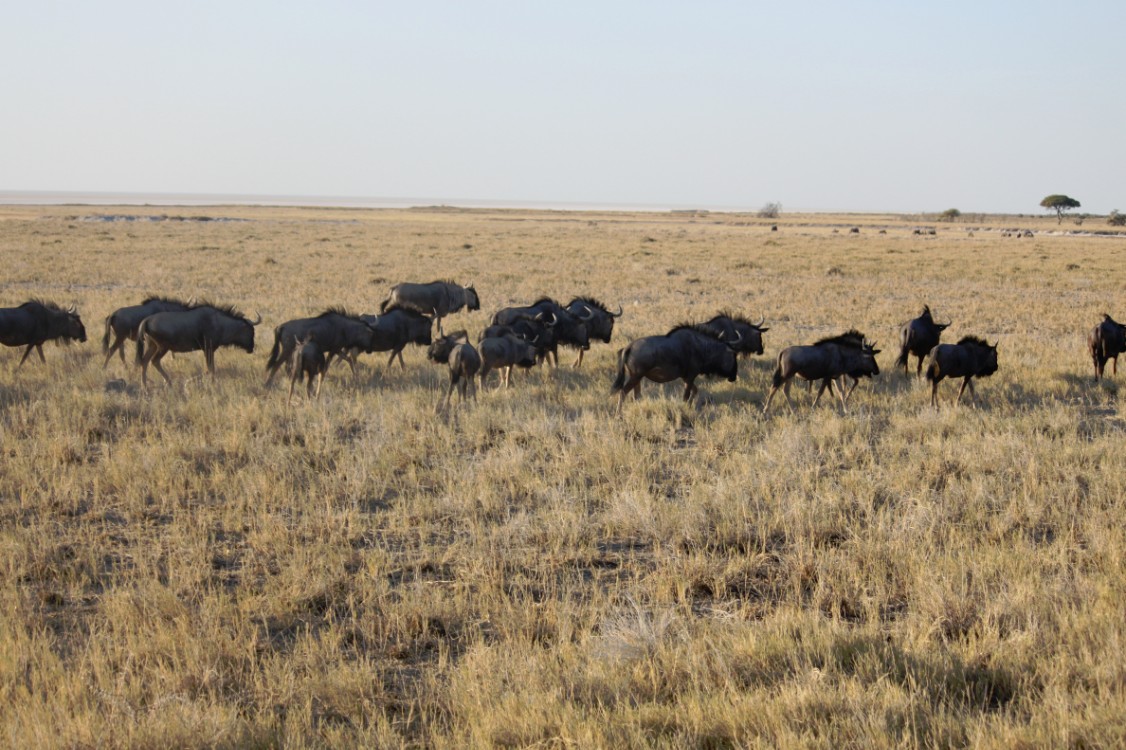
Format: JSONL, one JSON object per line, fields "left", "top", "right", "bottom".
{"left": 3, "top": 1, "right": 1122, "bottom": 213}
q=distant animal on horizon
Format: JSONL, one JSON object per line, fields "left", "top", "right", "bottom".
{"left": 136, "top": 303, "right": 260, "bottom": 387}
{"left": 379, "top": 280, "right": 479, "bottom": 336}
{"left": 895, "top": 305, "right": 951, "bottom": 377}
{"left": 0, "top": 300, "right": 87, "bottom": 368}
{"left": 924, "top": 336, "right": 998, "bottom": 407}
{"left": 1088, "top": 313, "right": 1126, "bottom": 381}
{"left": 102, "top": 295, "right": 194, "bottom": 368}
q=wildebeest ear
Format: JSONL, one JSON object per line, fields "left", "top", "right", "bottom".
{"left": 871, "top": 348, "right": 882, "bottom": 354}
{"left": 758, "top": 326, "right": 770, "bottom": 332}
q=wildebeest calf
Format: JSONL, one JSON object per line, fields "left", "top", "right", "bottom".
{"left": 924, "top": 335, "right": 998, "bottom": 407}
{"left": 289, "top": 335, "right": 327, "bottom": 401}
{"left": 479, "top": 333, "right": 537, "bottom": 388}
{"left": 1088, "top": 313, "right": 1126, "bottom": 381}
{"left": 428, "top": 330, "right": 481, "bottom": 410}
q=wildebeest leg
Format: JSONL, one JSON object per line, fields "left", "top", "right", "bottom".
{"left": 1113, "top": 356, "right": 1119, "bottom": 376}
{"left": 396, "top": 349, "right": 406, "bottom": 370}
{"left": 288, "top": 367, "right": 299, "bottom": 403}
{"left": 812, "top": 379, "right": 831, "bottom": 408}
{"left": 682, "top": 378, "right": 698, "bottom": 403}
{"left": 436, "top": 316, "right": 444, "bottom": 337}
{"left": 955, "top": 376, "right": 972, "bottom": 405}
{"left": 150, "top": 350, "right": 174, "bottom": 387}
{"left": 386, "top": 350, "right": 399, "bottom": 370}
{"left": 572, "top": 349, "right": 583, "bottom": 368}
{"left": 931, "top": 379, "right": 940, "bottom": 408}
{"left": 963, "top": 377, "right": 979, "bottom": 407}
{"left": 103, "top": 337, "right": 123, "bottom": 368}
{"left": 835, "top": 376, "right": 850, "bottom": 412}
{"left": 35, "top": 345, "right": 46, "bottom": 363}
{"left": 503, "top": 366, "right": 513, "bottom": 388}
{"left": 916, "top": 356, "right": 925, "bottom": 378}
{"left": 17, "top": 344, "right": 37, "bottom": 368}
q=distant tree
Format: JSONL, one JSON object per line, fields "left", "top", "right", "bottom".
{"left": 758, "top": 201, "right": 782, "bottom": 219}
{"left": 940, "top": 208, "right": 961, "bottom": 222}
{"left": 1040, "top": 194, "right": 1081, "bottom": 224}
{"left": 1108, "top": 210, "right": 1125, "bottom": 227}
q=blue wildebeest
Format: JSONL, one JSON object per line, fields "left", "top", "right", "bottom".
{"left": 925, "top": 335, "right": 998, "bottom": 407}
{"left": 428, "top": 330, "right": 481, "bottom": 410}
{"left": 895, "top": 305, "right": 951, "bottom": 377}
{"left": 265, "top": 309, "right": 380, "bottom": 384}
{"left": 610, "top": 324, "right": 741, "bottom": 412}
{"left": 565, "top": 297, "right": 622, "bottom": 367}
{"left": 0, "top": 300, "right": 87, "bottom": 368}
{"left": 136, "top": 303, "right": 260, "bottom": 387}
{"left": 101, "top": 296, "right": 194, "bottom": 368}
{"left": 379, "top": 280, "right": 479, "bottom": 336}
{"left": 763, "top": 331, "right": 880, "bottom": 414}
{"left": 480, "top": 318, "right": 555, "bottom": 368}
{"left": 701, "top": 312, "right": 769, "bottom": 358}
{"left": 479, "top": 333, "right": 538, "bottom": 388}
{"left": 357, "top": 307, "right": 433, "bottom": 369}
{"left": 288, "top": 334, "right": 327, "bottom": 401}
{"left": 1088, "top": 314, "right": 1126, "bottom": 381}
{"left": 493, "top": 297, "right": 590, "bottom": 366}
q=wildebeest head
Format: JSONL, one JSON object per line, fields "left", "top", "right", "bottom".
{"left": 55, "top": 304, "right": 87, "bottom": 344}
{"left": 960, "top": 336, "right": 998, "bottom": 377}
{"left": 465, "top": 286, "right": 481, "bottom": 311}
{"left": 566, "top": 297, "right": 622, "bottom": 344}
{"left": 228, "top": 308, "right": 261, "bottom": 353}
{"left": 428, "top": 330, "right": 468, "bottom": 363}
{"left": 705, "top": 312, "right": 768, "bottom": 356}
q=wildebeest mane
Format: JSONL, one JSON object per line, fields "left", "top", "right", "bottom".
{"left": 957, "top": 335, "right": 991, "bottom": 347}
{"left": 814, "top": 329, "right": 867, "bottom": 348}
{"left": 24, "top": 298, "right": 70, "bottom": 313}
{"left": 531, "top": 296, "right": 559, "bottom": 307}
{"left": 1104, "top": 313, "right": 1121, "bottom": 326}
{"left": 570, "top": 296, "right": 609, "bottom": 312}
{"left": 192, "top": 300, "right": 254, "bottom": 324}
{"left": 666, "top": 322, "right": 725, "bottom": 340}
{"left": 141, "top": 295, "right": 191, "bottom": 307}
{"left": 318, "top": 306, "right": 357, "bottom": 319}
{"left": 712, "top": 310, "right": 756, "bottom": 328}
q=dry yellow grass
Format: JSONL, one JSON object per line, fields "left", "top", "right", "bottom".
{"left": 2, "top": 204, "right": 1126, "bottom": 747}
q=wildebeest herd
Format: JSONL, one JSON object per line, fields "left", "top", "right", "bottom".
{"left": 1, "top": 284, "right": 1121, "bottom": 413}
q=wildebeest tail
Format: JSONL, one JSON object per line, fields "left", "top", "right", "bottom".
{"left": 610, "top": 346, "right": 628, "bottom": 393}
{"left": 135, "top": 320, "right": 147, "bottom": 365}
{"left": 265, "top": 327, "right": 283, "bottom": 371}
{"left": 924, "top": 358, "right": 939, "bottom": 383}
{"left": 894, "top": 344, "right": 910, "bottom": 369}
{"left": 101, "top": 315, "right": 113, "bottom": 353}
{"left": 771, "top": 352, "right": 786, "bottom": 389}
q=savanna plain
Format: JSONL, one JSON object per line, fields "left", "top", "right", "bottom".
{"left": 2, "top": 205, "right": 1125, "bottom": 748}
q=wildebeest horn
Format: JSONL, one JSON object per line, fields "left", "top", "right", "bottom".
{"left": 576, "top": 306, "right": 594, "bottom": 320}
{"left": 756, "top": 314, "right": 765, "bottom": 328}
{"left": 613, "top": 305, "right": 623, "bottom": 317}
{"left": 251, "top": 311, "right": 262, "bottom": 326}
{"left": 726, "top": 330, "right": 743, "bottom": 346}
{"left": 68, "top": 304, "right": 78, "bottom": 314}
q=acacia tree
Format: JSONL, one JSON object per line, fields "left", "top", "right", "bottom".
{"left": 1040, "top": 194, "right": 1081, "bottom": 224}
